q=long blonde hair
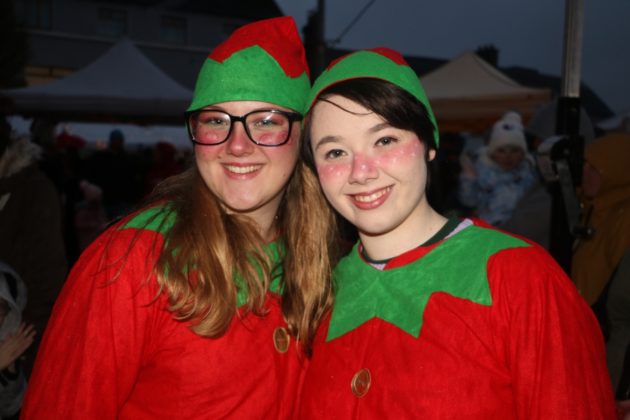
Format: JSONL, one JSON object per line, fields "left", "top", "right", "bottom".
{"left": 144, "top": 160, "right": 337, "bottom": 354}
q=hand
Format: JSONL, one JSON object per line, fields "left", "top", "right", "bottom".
{"left": 0, "top": 323, "right": 36, "bottom": 371}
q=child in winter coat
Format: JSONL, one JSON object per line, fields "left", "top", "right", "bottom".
{"left": 458, "top": 111, "right": 537, "bottom": 226}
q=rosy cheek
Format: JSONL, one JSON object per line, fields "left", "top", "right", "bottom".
{"left": 316, "top": 162, "right": 350, "bottom": 183}
{"left": 374, "top": 141, "right": 422, "bottom": 167}
{"left": 194, "top": 145, "right": 219, "bottom": 159}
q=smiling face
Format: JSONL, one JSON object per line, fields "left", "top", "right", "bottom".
{"left": 309, "top": 95, "right": 437, "bottom": 249}
{"left": 194, "top": 100, "right": 300, "bottom": 229}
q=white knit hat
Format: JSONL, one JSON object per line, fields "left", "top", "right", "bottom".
{"left": 488, "top": 111, "right": 527, "bottom": 154}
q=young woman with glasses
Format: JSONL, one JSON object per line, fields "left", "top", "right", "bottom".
{"left": 22, "top": 17, "right": 337, "bottom": 419}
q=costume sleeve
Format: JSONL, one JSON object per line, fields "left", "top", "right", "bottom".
{"left": 489, "top": 246, "right": 616, "bottom": 419}
{"left": 21, "top": 227, "right": 164, "bottom": 419}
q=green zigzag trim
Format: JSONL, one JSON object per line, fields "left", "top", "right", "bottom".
{"left": 327, "top": 225, "right": 529, "bottom": 340}
{"left": 120, "top": 206, "right": 284, "bottom": 308}
{"left": 120, "top": 205, "right": 176, "bottom": 235}
{"left": 235, "top": 241, "right": 285, "bottom": 307}
{"left": 188, "top": 46, "right": 310, "bottom": 113}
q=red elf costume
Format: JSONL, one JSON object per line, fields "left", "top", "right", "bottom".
{"left": 21, "top": 17, "right": 310, "bottom": 419}
{"left": 295, "top": 49, "right": 616, "bottom": 419}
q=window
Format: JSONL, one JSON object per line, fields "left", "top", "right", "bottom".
{"left": 97, "top": 8, "right": 127, "bottom": 38}
{"left": 14, "top": 0, "right": 52, "bottom": 29}
{"left": 160, "top": 15, "right": 187, "bottom": 45}
{"left": 25, "top": 65, "right": 74, "bottom": 86}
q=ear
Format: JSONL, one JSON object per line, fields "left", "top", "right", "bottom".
{"left": 428, "top": 148, "right": 437, "bottom": 162}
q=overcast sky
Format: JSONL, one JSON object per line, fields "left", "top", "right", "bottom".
{"left": 276, "top": 0, "right": 630, "bottom": 117}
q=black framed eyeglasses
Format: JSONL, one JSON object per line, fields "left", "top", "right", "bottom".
{"left": 185, "top": 109, "right": 303, "bottom": 147}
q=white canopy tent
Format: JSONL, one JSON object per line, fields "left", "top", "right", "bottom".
{"left": 420, "top": 52, "right": 551, "bottom": 133}
{"left": 1, "top": 38, "right": 193, "bottom": 125}
{"left": 596, "top": 110, "right": 630, "bottom": 132}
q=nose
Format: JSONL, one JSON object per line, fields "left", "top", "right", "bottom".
{"left": 225, "top": 121, "right": 254, "bottom": 156}
{"left": 348, "top": 153, "right": 378, "bottom": 184}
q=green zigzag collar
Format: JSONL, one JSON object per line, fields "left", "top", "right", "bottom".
{"left": 120, "top": 205, "right": 284, "bottom": 307}
{"left": 327, "top": 225, "right": 529, "bottom": 341}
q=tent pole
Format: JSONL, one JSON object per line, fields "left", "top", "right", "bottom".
{"left": 549, "top": 0, "right": 585, "bottom": 275}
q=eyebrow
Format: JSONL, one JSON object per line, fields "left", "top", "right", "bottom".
{"left": 313, "top": 135, "right": 339, "bottom": 151}
{"left": 313, "top": 122, "right": 392, "bottom": 151}
{"left": 369, "top": 122, "right": 391, "bottom": 133}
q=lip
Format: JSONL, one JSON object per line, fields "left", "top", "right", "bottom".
{"left": 348, "top": 186, "right": 392, "bottom": 210}
{"left": 222, "top": 162, "right": 263, "bottom": 179}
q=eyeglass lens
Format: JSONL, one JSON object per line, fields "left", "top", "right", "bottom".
{"left": 190, "top": 110, "right": 292, "bottom": 146}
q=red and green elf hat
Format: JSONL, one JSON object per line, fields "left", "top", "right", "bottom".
{"left": 187, "top": 16, "right": 310, "bottom": 113}
{"left": 305, "top": 47, "right": 439, "bottom": 146}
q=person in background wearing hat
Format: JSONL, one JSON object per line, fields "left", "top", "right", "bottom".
{"left": 21, "top": 17, "right": 336, "bottom": 419}
{"left": 296, "top": 47, "right": 616, "bottom": 418}
{"left": 458, "top": 111, "right": 537, "bottom": 227}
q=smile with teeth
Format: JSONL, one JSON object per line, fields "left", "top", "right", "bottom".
{"left": 224, "top": 164, "right": 261, "bottom": 174}
{"left": 352, "top": 186, "right": 392, "bottom": 203}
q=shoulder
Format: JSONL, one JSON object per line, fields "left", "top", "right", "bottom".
{"left": 421, "top": 223, "right": 532, "bottom": 293}
{"left": 446, "top": 221, "right": 531, "bottom": 254}
{"left": 487, "top": 237, "right": 560, "bottom": 277}
{"left": 452, "top": 222, "right": 585, "bottom": 311}
{"left": 60, "top": 208, "right": 173, "bottom": 301}
{"left": 465, "top": 221, "right": 553, "bottom": 268}
{"left": 483, "top": 232, "right": 582, "bottom": 308}
{"left": 74, "top": 203, "right": 177, "bottom": 276}
{"left": 117, "top": 203, "right": 177, "bottom": 235}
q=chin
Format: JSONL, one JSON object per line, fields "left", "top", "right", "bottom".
{"left": 355, "top": 221, "right": 399, "bottom": 238}
{"left": 222, "top": 199, "right": 262, "bottom": 213}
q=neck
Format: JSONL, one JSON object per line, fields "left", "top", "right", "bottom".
{"left": 359, "top": 206, "right": 447, "bottom": 261}
{"left": 259, "top": 214, "right": 280, "bottom": 242}
{"left": 230, "top": 204, "right": 280, "bottom": 243}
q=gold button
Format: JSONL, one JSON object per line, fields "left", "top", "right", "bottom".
{"left": 273, "top": 327, "right": 290, "bottom": 353}
{"left": 351, "top": 368, "right": 371, "bottom": 397}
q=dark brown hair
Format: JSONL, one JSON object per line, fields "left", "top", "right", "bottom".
{"left": 302, "top": 78, "right": 437, "bottom": 168}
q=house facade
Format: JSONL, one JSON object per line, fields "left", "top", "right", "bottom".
{"left": 13, "top": 0, "right": 284, "bottom": 90}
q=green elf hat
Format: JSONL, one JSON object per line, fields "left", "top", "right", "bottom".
{"left": 306, "top": 47, "right": 439, "bottom": 147}
{"left": 187, "top": 16, "right": 310, "bottom": 113}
